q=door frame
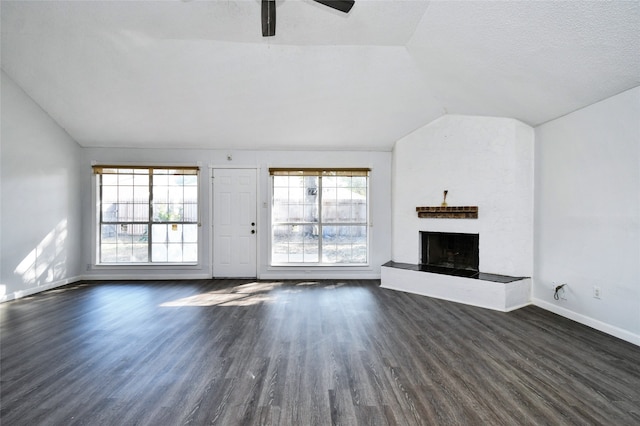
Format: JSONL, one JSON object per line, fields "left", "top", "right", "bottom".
{"left": 209, "top": 166, "right": 261, "bottom": 278}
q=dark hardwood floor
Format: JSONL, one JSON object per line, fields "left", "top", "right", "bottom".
{"left": 1, "top": 279, "right": 639, "bottom": 425}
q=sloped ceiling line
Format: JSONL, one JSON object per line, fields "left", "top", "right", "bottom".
{"left": 1, "top": 0, "right": 639, "bottom": 151}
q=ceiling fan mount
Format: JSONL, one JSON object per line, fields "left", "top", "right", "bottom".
{"left": 262, "top": 0, "right": 355, "bottom": 37}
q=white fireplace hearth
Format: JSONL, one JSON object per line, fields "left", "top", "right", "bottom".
{"left": 381, "top": 262, "right": 531, "bottom": 312}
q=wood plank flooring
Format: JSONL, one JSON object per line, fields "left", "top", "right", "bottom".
{"left": 1, "top": 279, "right": 639, "bottom": 425}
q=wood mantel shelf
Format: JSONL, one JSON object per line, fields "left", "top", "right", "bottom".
{"left": 416, "top": 206, "right": 478, "bottom": 219}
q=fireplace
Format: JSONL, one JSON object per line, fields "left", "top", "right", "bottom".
{"left": 382, "top": 230, "right": 529, "bottom": 311}
{"left": 420, "top": 231, "right": 479, "bottom": 277}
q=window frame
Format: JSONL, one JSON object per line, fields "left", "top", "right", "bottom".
{"left": 93, "top": 165, "right": 200, "bottom": 266}
{"left": 269, "top": 168, "right": 370, "bottom": 267}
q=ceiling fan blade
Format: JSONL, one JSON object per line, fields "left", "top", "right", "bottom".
{"left": 313, "top": 0, "right": 355, "bottom": 13}
{"left": 262, "top": 0, "right": 276, "bottom": 37}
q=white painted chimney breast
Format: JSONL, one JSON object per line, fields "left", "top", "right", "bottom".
{"left": 391, "top": 115, "right": 534, "bottom": 277}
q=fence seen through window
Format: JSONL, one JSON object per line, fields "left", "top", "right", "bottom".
{"left": 270, "top": 168, "right": 369, "bottom": 265}
{"left": 94, "top": 166, "right": 199, "bottom": 264}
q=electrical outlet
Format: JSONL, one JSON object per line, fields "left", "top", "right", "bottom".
{"left": 593, "top": 286, "right": 601, "bottom": 299}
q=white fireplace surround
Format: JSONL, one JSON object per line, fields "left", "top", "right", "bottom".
{"left": 383, "top": 115, "right": 534, "bottom": 311}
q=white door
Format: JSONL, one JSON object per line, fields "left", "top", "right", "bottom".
{"left": 212, "top": 169, "right": 257, "bottom": 278}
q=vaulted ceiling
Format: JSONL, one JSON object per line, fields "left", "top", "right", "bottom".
{"left": 2, "top": 1, "right": 639, "bottom": 151}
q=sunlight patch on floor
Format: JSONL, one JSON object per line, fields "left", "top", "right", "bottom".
{"left": 160, "top": 281, "right": 281, "bottom": 307}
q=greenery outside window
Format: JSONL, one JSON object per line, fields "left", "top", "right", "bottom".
{"left": 270, "top": 168, "right": 369, "bottom": 265}
{"left": 94, "top": 166, "right": 199, "bottom": 264}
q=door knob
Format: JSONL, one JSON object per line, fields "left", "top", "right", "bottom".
{"left": 251, "top": 230, "right": 256, "bottom": 234}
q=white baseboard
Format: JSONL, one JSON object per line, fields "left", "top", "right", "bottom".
{"left": 83, "top": 273, "right": 212, "bottom": 281}
{"left": 1, "top": 272, "right": 382, "bottom": 304}
{"left": 0, "top": 273, "right": 213, "bottom": 303}
{"left": 1, "top": 275, "right": 84, "bottom": 303}
{"left": 532, "top": 298, "right": 640, "bottom": 347}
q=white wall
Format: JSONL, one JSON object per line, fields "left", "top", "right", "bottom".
{"left": 0, "top": 70, "right": 83, "bottom": 301}
{"left": 392, "top": 115, "right": 534, "bottom": 277}
{"left": 534, "top": 87, "right": 640, "bottom": 345}
{"left": 81, "top": 148, "right": 392, "bottom": 280}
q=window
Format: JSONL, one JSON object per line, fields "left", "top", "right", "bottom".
{"left": 94, "top": 166, "right": 199, "bottom": 264}
{"left": 270, "top": 168, "right": 369, "bottom": 265}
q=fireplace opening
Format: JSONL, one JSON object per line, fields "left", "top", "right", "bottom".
{"left": 420, "top": 231, "right": 479, "bottom": 277}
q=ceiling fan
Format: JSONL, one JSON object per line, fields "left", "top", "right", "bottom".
{"left": 262, "top": 0, "right": 355, "bottom": 37}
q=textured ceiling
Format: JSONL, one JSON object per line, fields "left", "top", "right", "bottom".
{"left": 2, "top": 0, "right": 639, "bottom": 151}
